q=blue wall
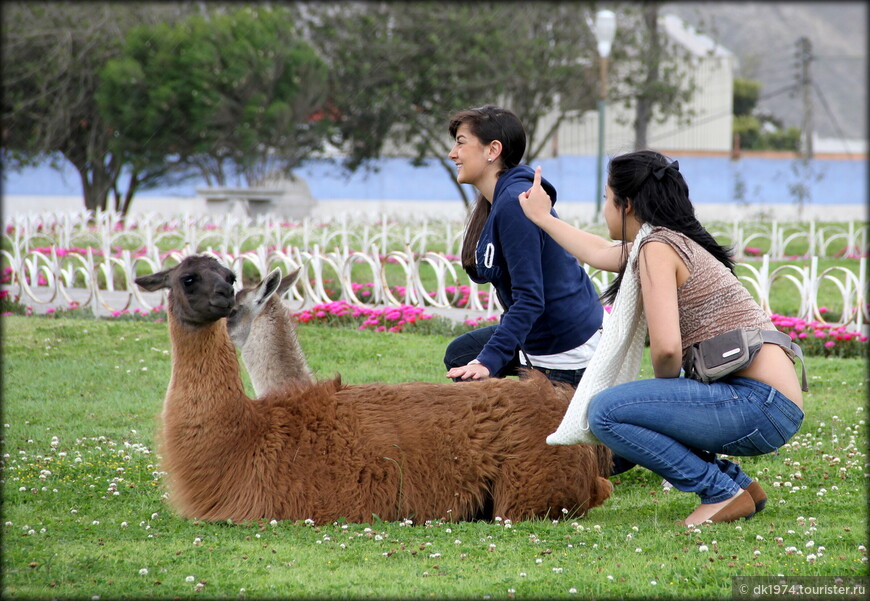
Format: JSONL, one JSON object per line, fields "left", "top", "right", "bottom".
{"left": 2, "top": 154, "right": 866, "bottom": 207}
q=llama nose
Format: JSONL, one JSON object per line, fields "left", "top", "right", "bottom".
{"left": 215, "top": 282, "right": 235, "bottom": 306}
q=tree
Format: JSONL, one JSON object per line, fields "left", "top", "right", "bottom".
{"left": 98, "top": 5, "right": 331, "bottom": 192}
{"left": 732, "top": 77, "right": 801, "bottom": 151}
{"left": 609, "top": 2, "right": 698, "bottom": 151}
{"left": 304, "top": 2, "right": 600, "bottom": 207}
{"left": 1, "top": 2, "right": 194, "bottom": 213}
{"left": 733, "top": 77, "right": 761, "bottom": 116}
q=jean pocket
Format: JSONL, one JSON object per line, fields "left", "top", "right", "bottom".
{"left": 722, "top": 428, "right": 778, "bottom": 456}
{"left": 771, "top": 395, "right": 805, "bottom": 430}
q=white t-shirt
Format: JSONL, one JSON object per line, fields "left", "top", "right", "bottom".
{"left": 521, "top": 329, "right": 601, "bottom": 370}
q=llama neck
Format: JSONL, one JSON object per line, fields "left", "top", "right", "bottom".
{"left": 167, "top": 312, "right": 247, "bottom": 403}
{"left": 242, "top": 300, "right": 313, "bottom": 397}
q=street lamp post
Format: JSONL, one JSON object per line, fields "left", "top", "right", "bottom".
{"left": 593, "top": 9, "right": 616, "bottom": 223}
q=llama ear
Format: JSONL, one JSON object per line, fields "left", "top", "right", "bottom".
{"left": 278, "top": 267, "right": 302, "bottom": 295}
{"left": 135, "top": 269, "right": 171, "bottom": 292}
{"left": 256, "top": 268, "right": 283, "bottom": 305}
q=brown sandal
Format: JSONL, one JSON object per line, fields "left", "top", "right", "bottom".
{"left": 745, "top": 481, "right": 767, "bottom": 513}
{"left": 707, "top": 490, "right": 756, "bottom": 524}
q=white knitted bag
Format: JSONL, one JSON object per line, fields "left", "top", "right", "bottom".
{"left": 547, "top": 223, "right": 653, "bottom": 446}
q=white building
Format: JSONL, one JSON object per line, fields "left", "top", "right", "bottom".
{"left": 542, "top": 13, "right": 737, "bottom": 157}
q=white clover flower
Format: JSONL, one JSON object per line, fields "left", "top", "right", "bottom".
{"left": 806, "top": 554, "right": 817, "bottom": 563}
{"left": 185, "top": 575, "right": 195, "bottom": 583}
{"left": 698, "top": 545, "right": 709, "bottom": 552}
{"left": 569, "top": 588, "right": 577, "bottom": 594}
{"left": 139, "top": 568, "right": 148, "bottom": 576}
{"left": 269, "top": 519, "right": 278, "bottom": 527}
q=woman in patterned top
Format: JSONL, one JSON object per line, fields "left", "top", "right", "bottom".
{"left": 519, "top": 149, "right": 805, "bottom": 527}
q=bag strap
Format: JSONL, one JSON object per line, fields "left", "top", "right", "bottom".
{"left": 761, "top": 330, "right": 809, "bottom": 392}
{"left": 519, "top": 346, "right": 535, "bottom": 369}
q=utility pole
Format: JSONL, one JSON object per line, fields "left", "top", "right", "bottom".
{"left": 797, "top": 36, "right": 814, "bottom": 158}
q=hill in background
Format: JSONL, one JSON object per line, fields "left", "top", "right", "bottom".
{"left": 662, "top": 1, "right": 866, "bottom": 147}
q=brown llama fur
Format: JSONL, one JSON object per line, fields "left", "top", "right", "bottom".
{"left": 138, "top": 256, "right": 612, "bottom": 524}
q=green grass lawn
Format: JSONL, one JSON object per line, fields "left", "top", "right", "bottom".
{"left": 2, "top": 316, "right": 867, "bottom": 599}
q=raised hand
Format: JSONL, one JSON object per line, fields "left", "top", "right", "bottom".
{"left": 518, "top": 165, "right": 552, "bottom": 225}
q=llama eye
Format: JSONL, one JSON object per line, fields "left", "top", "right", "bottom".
{"left": 181, "top": 275, "right": 197, "bottom": 288}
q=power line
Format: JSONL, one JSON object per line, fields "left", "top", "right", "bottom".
{"left": 812, "top": 80, "right": 853, "bottom": 157}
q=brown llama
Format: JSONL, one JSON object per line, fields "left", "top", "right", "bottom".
{"left": 136, "top": 255, "right": 612, "bottom": 524}
{"left": 227, "top": 267, "right": 314, "bottom": 397}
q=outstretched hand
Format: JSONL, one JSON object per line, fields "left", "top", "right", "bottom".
{"left": 518, "top": 165, "right": 552, "bottom": 225}
{"left": 446, "top": 362, "right": 491, "bottom": 381}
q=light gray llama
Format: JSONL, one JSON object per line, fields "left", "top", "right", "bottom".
{"left": 227, "top": 267, "right": 314, "bottom": 397}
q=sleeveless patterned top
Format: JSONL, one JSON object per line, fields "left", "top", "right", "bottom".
{"left": 633, "top": 227, "right": 774, "bottom": 360}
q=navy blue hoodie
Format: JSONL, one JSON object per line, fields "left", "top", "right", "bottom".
{"left": 469, "top": 165, "right": 603, "bottom": 376}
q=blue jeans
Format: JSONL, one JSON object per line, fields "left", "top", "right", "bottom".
{"left": 444, "top": 325, "right": 585, "bottom": 386}
{"left": 588, "top": 376, "right": 804, "bottom": 504}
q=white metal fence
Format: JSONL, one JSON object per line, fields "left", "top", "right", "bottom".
{"left": 2, "top": 210, "right": 867, "bottom": 330}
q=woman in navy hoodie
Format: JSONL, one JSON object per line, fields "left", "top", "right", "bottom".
{"left": 444, "top": 105, "right": 603, "bottom": 386}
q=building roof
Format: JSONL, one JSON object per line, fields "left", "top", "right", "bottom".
{"left": 660, "top": 13, "right": 734, "bottom": 59}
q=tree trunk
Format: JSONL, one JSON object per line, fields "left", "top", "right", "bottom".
{"left": 435, "top": 157, "right": 471, "bottom": 210}
{"left": 634, "top": 4, "right": 661, "bottom": 151}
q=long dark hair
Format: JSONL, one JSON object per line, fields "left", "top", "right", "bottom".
{"left": 448, "top": 105, "right": 526, "bottom": 274}
{"left": 600, "top": 149, "right": 735, "bottom": 305}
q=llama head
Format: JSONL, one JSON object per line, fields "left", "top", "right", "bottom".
{"left": 227, "top": 267, "right": 301, "bottom": 348}
{"left": 135, "top": 255, "right": 236, "bottom": 327}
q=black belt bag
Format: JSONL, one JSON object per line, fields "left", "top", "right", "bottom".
{"left": 683, "top": 328, "right": 808, "bottom": 392}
